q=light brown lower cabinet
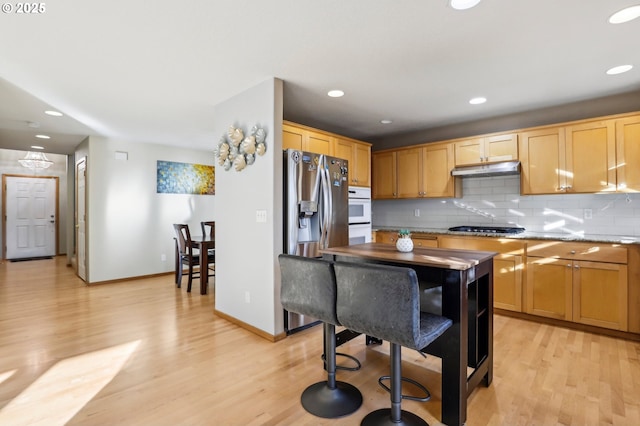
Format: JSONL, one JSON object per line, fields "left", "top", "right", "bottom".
{"left": 438, "top": 236, "right": 525, "bottom": 312}
{"left": 372, "top": 232, "right": 635, "bottom": 333}
{"left": 374, "top": 231, "right": 438, "bottom": 248}
{"left": 525, "top": 242, "right": 628, "bottom": 331}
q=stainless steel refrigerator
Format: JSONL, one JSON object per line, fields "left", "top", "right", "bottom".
{"left": 283, "top": 149, "right": 349, "bottom": 333}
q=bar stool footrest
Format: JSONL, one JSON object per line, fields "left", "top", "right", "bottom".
{"left": 322, "top": 352, "right": 362, "bottom": 371}
{"left": 378, "top": 375, "right": 431, "bottom": 402}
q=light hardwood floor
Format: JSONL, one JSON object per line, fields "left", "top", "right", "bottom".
{"left": 1, "top": 256, "right": 639, "bottom": 425}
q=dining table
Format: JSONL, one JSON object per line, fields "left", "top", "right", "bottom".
{"left": 321, "top": 242, "right": 496, "bottom": 426}
{"left": 190, "top": 234, "right": 215, "bottom": 295}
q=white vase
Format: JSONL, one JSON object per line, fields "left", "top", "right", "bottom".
{"left": 396, "top": 237, "right": 414, "bottom": 252}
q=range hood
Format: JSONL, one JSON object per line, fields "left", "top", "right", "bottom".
{"left": 451, "top": 161, "right": 520, "bottom": 178}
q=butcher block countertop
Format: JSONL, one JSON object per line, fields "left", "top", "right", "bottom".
{"left": 321, "top": 242, "right": 496, "bottom": 271}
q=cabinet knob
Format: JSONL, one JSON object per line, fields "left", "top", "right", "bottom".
{"left": 567, "top": 264, "right": 572, "bottom": 268}
{"left": 574, "top": 265, "right": 580, "bottom": 269}
{"left": 570, "top": 250, "right": 576, "bottom": 254}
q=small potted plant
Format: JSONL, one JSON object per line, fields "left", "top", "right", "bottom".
{"left": 396, "top": 229, "right": 414, "bottom": 252}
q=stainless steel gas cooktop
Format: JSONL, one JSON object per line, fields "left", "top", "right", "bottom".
{"left": 448, "top": 226, "right": 525, "bottom": 234}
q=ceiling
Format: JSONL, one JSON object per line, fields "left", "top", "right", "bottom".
{"left": 1, "top": 0, "right": 639, "bottom": 156}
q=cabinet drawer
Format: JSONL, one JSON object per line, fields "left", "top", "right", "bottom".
{"left": 526, "top": 240, "right": 627, "bottom": 264}
{"left": 413, "top": 236, "right": 438, "bottom": 248}
{"left": 439, "top": 236, "right": 525, "bottom": 255}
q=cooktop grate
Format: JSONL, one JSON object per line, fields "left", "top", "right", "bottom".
{"left": 448, "top": 226, "right": 525, "bottom": 234}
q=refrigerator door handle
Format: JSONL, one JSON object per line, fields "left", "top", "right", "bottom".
{"left": 286, "top": 152, "right": 299, "bottom": 255}
{"left": 320, "top": 161, "right": 332, "bottom": 249}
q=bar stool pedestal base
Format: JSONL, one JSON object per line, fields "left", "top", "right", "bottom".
{"left": 361, "top": 408, "right": 428, "bottom": 426}
{"left": 301, "top": 381, "right": 363, "bottom": 418}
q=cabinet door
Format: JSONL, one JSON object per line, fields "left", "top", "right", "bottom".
{"left": 353, "top": 142, "right": 371, "bottom": 187}
{"left": 484, "top": 133, "right": 518, "bottom": 163}
{"left": 454, "top": 137, "right": 484, "bottom": 166}
{"left": 494, "top": 255, "right": 523, "bottom": 312}
{"left": 423, "top": 143, "right": 456, "bottom": 198}
{"left": 519, "top": 127, "right": 566, "bottom": 195}
{"left": 573, "top": 261, "right": 628, "bottom": 331}
{"left": 283, "top": 124, "right": 304, "bottom": 151}
{"left": 616, "top": 115, "right": 640, "bottom": 192}
{"left": 396, "top": 147, "right": 422, "bottom": 198}
{"left": 372, "top": 151, "right": 397, "bottom": 199}
{"left": 565, "top": 120, "right": 616, "bottom": 193}
{"left": 333, "top": 137, "right": 355, "bottom": 183}
{"left": 307, "top": 132, "right": 332, "bottom": 155}
{"left": 526, "top": 257, "right": 573, "bottom": 320}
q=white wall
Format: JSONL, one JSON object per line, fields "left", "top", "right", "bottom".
{"left": 81, "top": 136, "right": 217, "bottom": 282}
{"left": 0, "top": 148, "right": 69, "bottom": 255}
{"left": 212, "top": 77, "right": 284, "bottom": 336}
{"left": 373, "top": 175, "right": 640, "bottom": 239}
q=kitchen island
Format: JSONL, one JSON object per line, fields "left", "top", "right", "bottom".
{"left": 321, "top": 242, "right": 496, "bottom": 426}
{"left": 373, "top": 228, "right": 640, "bottom": 338}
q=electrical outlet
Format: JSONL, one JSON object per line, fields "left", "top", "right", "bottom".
{"left": 414, "top": 209, "right": 420, "bottom": 217}
{"left": 160, "top": 254, "right": 166, "bottom": 261}
{"left": 244, "top": 291, "right": 251, "bottom": 303}
{"left": 256, "top": 210, "right": 267, "bottom": 223}
{"left": 584, "top": 209, "right": 592, "bottom": 220}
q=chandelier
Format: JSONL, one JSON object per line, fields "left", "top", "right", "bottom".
{"left": 18, "top": 151, "right": 54, "bottom": 169}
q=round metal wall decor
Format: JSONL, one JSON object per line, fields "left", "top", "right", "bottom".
{"left": 214, "top": 124, "right": 267, "bottom": 171}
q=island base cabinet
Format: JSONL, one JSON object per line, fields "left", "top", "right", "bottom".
{"left": 526, "top": 257, "right": 628, "bottom": 331}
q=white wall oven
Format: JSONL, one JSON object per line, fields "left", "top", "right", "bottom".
{"left": 348, "top": 186, "right": 372, "bottom": 244}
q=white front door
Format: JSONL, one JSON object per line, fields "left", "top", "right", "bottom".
{"left": 4, "top": 176, "right": 58, "bottom": 260}
{"left": 76, "top": 158, "right": 87, "bottom": 281}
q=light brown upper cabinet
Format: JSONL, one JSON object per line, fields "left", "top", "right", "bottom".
{"left": 520, "top": 120, "right": 616, "bottom": 195}
{"left": 283, "top": 121, "right": 372, "bottom": 187}
{"left": 615, "top": 114, "right": 640, "bottom": 192}
{"left": 333, "top": 137, "right": 371, "bottom": 187}
{"left": 565, "top": 120, "right": 616, "bottom": 193}
{"left": 282, "top": 121, "right": 332, "bottom": 155}
{"left": 372, "top": 151, "right": 397, "bottom": 199}
{"left": 374, "top": 143, "right": 459, "bottom": 200}
{"left": 454, "top": 133, "right": 518, "bottom": 166}
{"left": 519, "top": 127, "right": 565, "bottom": 194}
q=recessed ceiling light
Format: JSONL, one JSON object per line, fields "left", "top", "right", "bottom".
{"left": 35, "top": 134, "right": 51, "bottom": 139}
{"left": 606, "top": 64, "right": 633, "bottom": 75}
{"left": 449, "top": 0, "right": 482, "bottom": 11}
{"left": 608, "top": 5, "right": 640, "bottom": 24}
{"left": 327, "top": 90, "right": 344, "bottom": 98}
{"left": 469, "top": 97, "right": 487, "bottom": 105}
{"left": 380, "top": 119, "right": 393, "bottom": 124}
{"left": 31, "top": 145, "right": 45, "bottom": 150}
{"left": 44, "top": 110, "right": 64, "bottom": 117}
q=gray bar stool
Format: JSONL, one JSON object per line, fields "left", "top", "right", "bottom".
{"left": 334, "top": 262, "right": 453, "bottom": 426}
{"left": 278, "top": 254, "right": 363, "bottom": 418}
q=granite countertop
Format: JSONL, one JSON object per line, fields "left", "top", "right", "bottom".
{"left": 373, "top": 226, "right": 639, "bottom": 245}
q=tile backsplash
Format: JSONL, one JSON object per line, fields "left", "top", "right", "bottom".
{"left": 372, "top": 175, "right": 640, "bottom": 238}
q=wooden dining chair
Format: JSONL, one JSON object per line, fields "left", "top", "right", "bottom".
{"left": 201, "top": 221, "right": 215, "bottom": 239}
{"left": 200, "top": 221, "right": 215, "bottom": 276}
{"left": 173, "top": 224, "right": 214, "bottom": 292}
